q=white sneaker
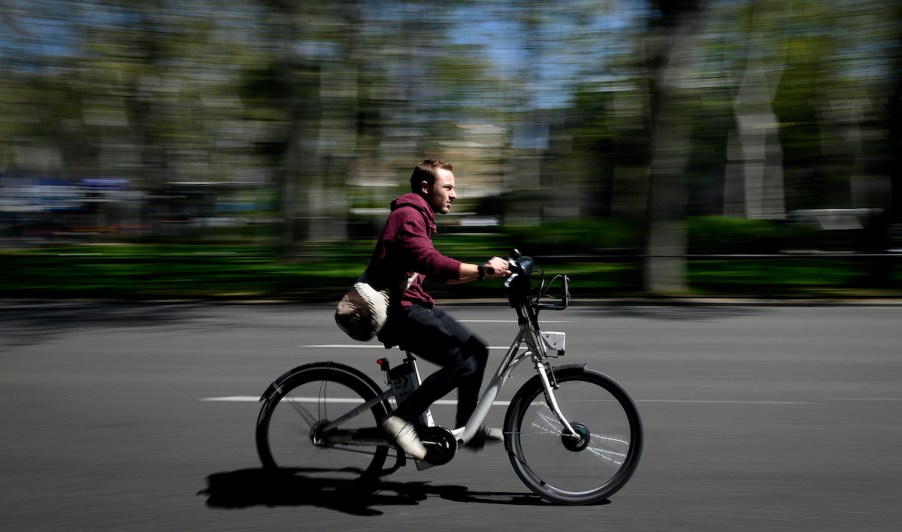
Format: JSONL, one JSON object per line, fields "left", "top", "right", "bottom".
{"left": 381, "top": 416, "right": 427, "bottom": 460}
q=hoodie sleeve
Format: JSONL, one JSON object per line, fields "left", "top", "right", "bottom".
{"left": 394, "top": 206, "right": 461, "bottom": 281}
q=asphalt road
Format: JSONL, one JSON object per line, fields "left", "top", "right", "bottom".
{"left": 1, "top": 300, "right": 901, "bottom": 531}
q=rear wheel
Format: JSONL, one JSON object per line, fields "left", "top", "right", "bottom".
{"left": 256, "top": 364, "right": 392, "bottom": 481}
{"left": 504, "top": 366, "right": 643, "bottom": 504}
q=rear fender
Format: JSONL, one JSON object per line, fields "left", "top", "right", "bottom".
{"left": 258, "top": 361, "right": 385, "bottom": 403}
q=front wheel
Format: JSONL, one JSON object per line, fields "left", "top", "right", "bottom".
{"left": 504, "top": 365, "right": 643, "bottom": 505}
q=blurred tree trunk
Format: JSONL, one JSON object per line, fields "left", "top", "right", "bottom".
{"left": 507, "top": 0, "right": 545, "bottom": 227}
{"left": 305, "top": 2, "right": 361, "bottom": 243}
{"left": 127, "top": 5, "right": 172, "bottom": 195}
{"left": 890, "top": 18, "right": 902, "bottom": 225}
{"left": 258, "top": 0, "right": 320, "bottom": 256}
{"left": 724, "top": 1, "right": 787, "bottom": 219}
{"left": 274, "top": 92, "right": 311, "bottom": 256}
{"left": 272, "top": 31, "right": 305, "bottom": 257}
{"left": 644, "top": 0, "right": 703, "bottom": 294}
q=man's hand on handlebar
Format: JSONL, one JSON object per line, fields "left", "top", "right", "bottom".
{"left": 483, "top": 257, "right": 511, "bottom": 280}
{"left": 452, "top": 257, "right": 511, "bottom": 284}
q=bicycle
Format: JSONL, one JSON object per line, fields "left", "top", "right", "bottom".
{"left": 255, "top": 250, "right": 643, "bottom": 505}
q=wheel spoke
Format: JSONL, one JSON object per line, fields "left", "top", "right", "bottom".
{"left": 281, "top": 391, "right": 318, "bottom": 427}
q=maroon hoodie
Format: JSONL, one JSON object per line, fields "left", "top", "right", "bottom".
{"left": 368, "top": 192, "right": 461, "bottom": 308}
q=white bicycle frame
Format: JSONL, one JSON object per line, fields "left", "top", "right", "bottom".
{"left": 320, "top": 269, "right": 579, "bottom": 451}
{"left": 452, "top": 308, "right": 579, "bottom": 446}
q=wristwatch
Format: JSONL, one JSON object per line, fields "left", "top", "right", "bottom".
{"left": 477, "top": 264, "right": 485, "bottom": 281}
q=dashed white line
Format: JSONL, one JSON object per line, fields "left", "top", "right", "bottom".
{"left": 299, "top": 344, "right": 520, "bottom": 350}
{"left": 638, "top": 399, "right": 814, "bottom": 405}
{"left": 299, "top": 344, "right": 384, "bottom": 348}
{"left": 201, "top": 396, "right": 508, "bottom": 406}
{"left": 458, "top": 320, "right": 571, "bottom": 323}
{"left": 201, "top": 396, "right": 902, "bottom": 405}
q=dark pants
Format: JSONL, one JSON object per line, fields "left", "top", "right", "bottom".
{"left": 380, "top": 304, "right": 489, "bottom": 428}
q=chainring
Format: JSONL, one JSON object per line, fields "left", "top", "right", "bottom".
{"left": 419, "top": 426, "right": 457, "bottom": 466}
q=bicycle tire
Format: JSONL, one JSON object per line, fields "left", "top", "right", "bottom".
{"left": 504, "top": 364, "right": 643, "bottom": 505}
{"left": 256, "top": 362, "right": 391, "bottom": 480}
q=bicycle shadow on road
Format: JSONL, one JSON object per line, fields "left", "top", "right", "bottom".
{"left": 198, "top": 468, "right": 585, "bottom": 515}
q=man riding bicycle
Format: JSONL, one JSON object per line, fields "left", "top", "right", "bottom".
{"left": 368, "top": 159, "right": 510, "bottom": 459}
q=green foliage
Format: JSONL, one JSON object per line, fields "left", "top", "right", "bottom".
{"left": 689, "top": 258, "right": 881, "bottom": 297}
{"left": 0, "top": 244, "right": 363, "bottom": 301}
{"left": 686, "top": 216, "right": 817, "bottom": 254}
{"left": 504, "top": 218, "right": 642, "bottom": 255}
{"left": 1, "top": 240, "right": 899, "bottom": 300}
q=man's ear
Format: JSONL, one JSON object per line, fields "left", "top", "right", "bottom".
{"left": 419, "top": 180, "right": 430, "bottom": 194}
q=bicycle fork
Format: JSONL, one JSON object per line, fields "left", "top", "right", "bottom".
{"left": 524, "top": 320, "right": 582, "bottom": 441}
{"left": 535, "top": 361, "right": 582, "bottom": 440}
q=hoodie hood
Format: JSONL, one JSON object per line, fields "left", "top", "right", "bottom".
{"left": 390, "top": 192, "right": 436, "bottom": 233}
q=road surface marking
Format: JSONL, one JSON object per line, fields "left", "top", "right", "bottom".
{"left": 299, "top": 344, "right": 522, "bottom": 350}
{"left": 201, "top": 396, "right": 845, "bottom": 406}
{"left": 201, "top": 396, "right": 509, "bottom": 405}
{"left": 637, "top": 399, "right": 815, "bottom": 405}
{"left": 458, "top": 320, "right": 571, "bottom": 323}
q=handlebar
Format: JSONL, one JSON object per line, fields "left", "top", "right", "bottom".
{"left": 503, "top": 249, "right": 569, "bottom": 311}
{"left": 537, "top": 274, "right": 570, "bottom": 310}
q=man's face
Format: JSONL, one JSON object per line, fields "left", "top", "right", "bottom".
{"left": 423, "top": 169, "right": 457, "bottom": 215}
